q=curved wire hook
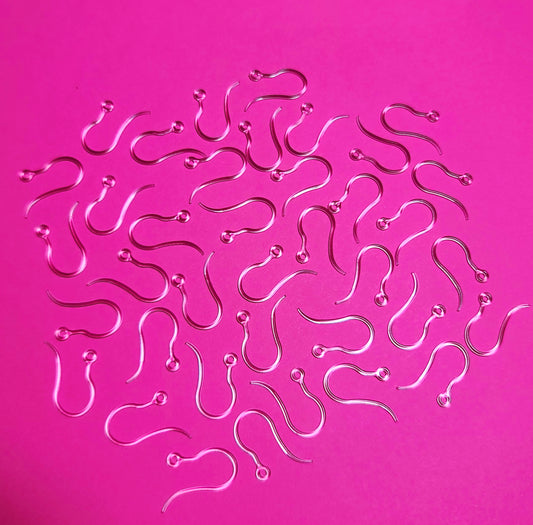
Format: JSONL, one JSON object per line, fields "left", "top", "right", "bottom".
{"left": 47, "top": 291, "right": 122, "bottom": 341}
{"left": 336, "top": 244, "right": 394, "bottom": 306}
{"left": 412, "top": 160, "right": 472, "bottom": 220}
{"left": 104, "top": 391, "right": 190, "bottom": 447}
{"left": 244, "top": 68, "right": 307, "bottom": 111}
{"left": 236, "top": 295, "right": 286, "bottom": 373}
{"left": 376, "top": 199, "right": 437, "bottom": 266}
{"left": 184, "top": 147, "right": 247, "bottom": 204}
{"left": 162, "top": 448, "right": 238, "bottom": 513}
{"left": 20, "top": 156, "right": 84, "bottom": 218}
{"left": 193, "top": 82, "right": 239, "bottom": 142}
{"left": 296, "top": 205, "right": 344, "bottom": 275}
{"left": 87, "top": 248, "right": 169, "bottom": 303}
{"left": 127, "top": 306, "right": 180, "bottom": 384}
{"left": 349, "top": 116, "right": 411, "bottom": 174}
{"left": 380, "top": 103, "right": 442, "bottom": 155}
{"left": 328, "top": 173, "right": 384, "bottom": 243}
{"left": 34, "top": 202, "right": 87, "bottom": 278}
{"left": 284, "top": 102, "right": 349, "bottom": 157}
{"left": 323, "top": 364, "right": 397, "bottom": 421}
{"left": 271, "top": 156, "right": 332, "bottom": 217}
{"left": 297, "top": 309, "right": 375, "bottom": 358}
{"left": 464, "top": 293, "right": 530, "bottom": 357}
{"left": 47, "top": 342, "right": 97, "bottom": 418}
{"left": 238, "top": 244, "right": 317, "bottom": 303}
{"left": 387, "top": 273, "right": 446, "bottom": 351}
{"left": 238, "top": 107, "right": 282, "bottom": 172}
{"left": 431, "top": 235, "right": 489, "bottom": 312}
{"left": 251, "top": 367, "right": 326, "bottom": 438}
{"left": 233, "top": 409, "right": 311, "bottom": 481}
{"left": 82, "top": 100, "right": 150, "bottom": 155}
{"left": 199, "top": 197, "right": 276, "bottom": 244}
{"left": 84, "top": 176, "right": 154, "bottom": 236}
{"left": 185, "top": 342, "right": 237, "bottom": 420}
{"left": 171, "top": 252, "right": 223, "bottom": 330}
{"left": 397, "top": 341, "right": 469, "bottom": 407}
{"left": 128, "top": 210, "right": 204, "bottom": 254}
{"left": 130, "top": 120, "right": 205, "bottom": 165}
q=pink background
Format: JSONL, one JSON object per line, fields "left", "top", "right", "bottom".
{"left": 2, "top": 1, "right": 533, "bottom": 524}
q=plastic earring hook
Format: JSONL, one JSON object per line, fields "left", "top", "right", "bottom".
{"left": 233, "top": 409, "right": 311, "bottom": 481}
{"left": 412, "top": 160, "right": 472, "bottom": 220}
{"left": 323, "top": 364, "right": 397, "bottom": 421}
{"left": 19, "top": 156, "right": 84, "bottom": 218}
{"left": 387, "top": 273, "right": 446, "bottom": 351}
{"left": 336, "top": 244, "right": 394, "bottom": 306}
{"left": 47, "top": 342, "right": 97, "bottom": 418}
{"left": 464, "top": 293, "right": 530, "bottom": 357}
{"left": 327, "top": 173, "right": 384, "bottom": 243}
{"left": 297, "top": 309, "right": 375, "bottom": 358}
{"left": 82, "top": 100, "right": 150, "bottom": 155}
{"left": 238, "top": 244, "right": 317, "bottom": 303}
{"left": 397, "top": 341, "right": 469, "bottom": 407}
{"left": 34, "top": 201, "right": 87, "bottom": 278}
{"left": 431, "top": 235, "right": 488, "bottom": 311}
{"left": 349, "top": 116, "right": 411, "bottom": 174}
{"left": 244, "top": 68, "right": 308, "bottom": 111}
{"left": 193, "top": 81, "right": 239, "bottom": 142}
{"left": 284, "top": 102, "right": 349, "bottom": 157}
{"left": 162, "top": 448, "right": 238, "bottom": 513}
{"left": 380, "top": 103, "right": 442, "bottom": 155}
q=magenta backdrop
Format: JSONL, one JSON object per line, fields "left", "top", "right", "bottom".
{"left": 2, "top": 1, "right": 533, "bottom": 524}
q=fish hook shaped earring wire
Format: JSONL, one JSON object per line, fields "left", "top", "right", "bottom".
{"left": 295, "top": 205, "right": 345, "bottom": 275}
{"left": 284, "top": 102, "right": 349, "bottom": 157}
{"left": 34, "top": 202, "right": 87, "bottom": 278}
{"left": 104, "top": 391, "right": 191, "bottom": 447}
{"left": 185, "top": 342, "right": 238, "bottom": 420}
{"left": 19, "top": 156, "right": 84, "bottom": 218}
{"left": 128, "top": 210, "right": 204, "bottom": 255}
{"left": 327, "top": 173, "right": 384, "bottom": 243}
{"left": 130, "top": 120, "right": 205, "bottom": 165}
{"left": 336, "top": 244, "right": 394, "bottom": 306}
{"left": 233, "top": 409, "right": 311, "bottom": 481}
{"left": 127, "top": 306, "right": 181, "bottom": 384}
{"left": 387, "top": 272, "right": 446, "bottom": 351}
{"left": 199, "top": 197, "right": 276, "bottom": 244}
{"left": 162, "top": 448, "right": 238, "bottom": 513}
{"left": 464, "top": 293, "right": 530, "bottom": 357}
{"left": 47, "top": 342, "right": 97, "bottom": 418}
{"left": 349, "top": 116, "right": 411, "bottom": 174}
{"left": 272, "top": 156, "right": 333, "bottom": 217}
{"left": 238, "top": 245, "right": 317, "bottom": 304}
{"left": 47, "top": 291, "right": 122, "bottom": 341}
{"left": 193, "top": 81, "right": 239, "bottom": 142}
{"left": 323, "top": 364, "right": 397, "bottom": 422}
{"left": 84, "top": 176, "right": 154, "bottom": 236}
{"left": 237, "top": 295, "right": 286, "bottom": 373}
{"left": 185, "top": 147, "right": 247, "bottom": 204}
{"left": 412, "top": 160, "right": 472, "bottom": 220}
{"left": 171, "top": 252, "right": 223, "bottom": 330}
{"left": 297, "top": 309, "right": 374, "bottom": 358}
{"left": 244, "top": 68, "right": 308, "bottom": 112}
{"left": 431, "top": 236, "right": 489, "bottom": 312}
{"left": 81, "top": 100, "right": 150, "bottom": 156}
{"left": 251, "top": 367, "right": 326, "bottom": 438}
{"left": 87, "top": 248, "right": 169, "bottom": 303}
{"left": 380, "top": 103, "right": 442, "bottom": 155}
{"left": 238, "top": 107, "right": 283, "bottom": 172}
{"left": 376, "top": 199, "right": 437, "bottom": 266}
{"left": 397, "top": 341, "right": 469, "bottom": 408}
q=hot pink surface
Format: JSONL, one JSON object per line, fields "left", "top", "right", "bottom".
{"left": 2, "top": 1, "right": 533, "bottom": 524}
